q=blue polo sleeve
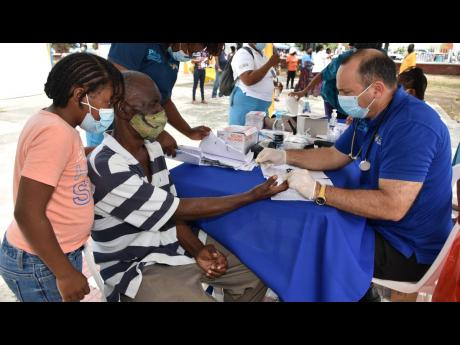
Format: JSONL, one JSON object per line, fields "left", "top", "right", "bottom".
{"left": 379, "top": 122, "right": 437, "bottom": 182}
{"left": 108, "top": 43, "right": 145, "bottom": 71}
{"left": 334, "top": 121, "right": 355, "bottom": 155}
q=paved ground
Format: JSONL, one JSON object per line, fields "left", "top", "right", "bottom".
{"left": 1, "top": 71, "right": 459, "bottom": 301}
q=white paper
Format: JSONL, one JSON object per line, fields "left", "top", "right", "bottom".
{"left": 167, "top": 132, "right": 255, "bottom": 171}
{"left": 261, "top": 164, "right": 328, "bottom": 180}
{"left": 260, "top": 163, "right": 333, "bottom": 201}
{"left": 200, "top": 132, "right": 250, "bottom": 162}
{"left": 174, "top": 146, "right": 202, "bottom": 165}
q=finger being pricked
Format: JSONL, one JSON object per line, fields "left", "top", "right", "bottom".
{"left": 272, "top": 180, "right": 289, "bottom": 193}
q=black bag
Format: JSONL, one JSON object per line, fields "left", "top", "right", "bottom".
{"left": 219, "top": 47, "right": 254, "bottom": 96}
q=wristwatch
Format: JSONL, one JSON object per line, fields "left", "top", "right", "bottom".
{"left": 315, "top": 183, "right": 327, "bottom": 206}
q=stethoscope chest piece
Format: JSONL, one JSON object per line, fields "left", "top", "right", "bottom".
{"left": 359, "top": 160, "right": 371, "bottom": 172}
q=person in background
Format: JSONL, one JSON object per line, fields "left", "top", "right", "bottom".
{"left": 212, "top": 47, "right": 228, "bottom": 98}
{"left": 228, "top": 43, "right": 280, "bottom": 125}
{"left": 399, "top": 44, "right": 416, "bottom": 74}
{"left": 0, "top": 53, "right": 124, "bottom": 302}
{"left": 325, "top": 47, "right": 334, "bottom": 66}
{"left": 297, "top": 47, "right": 314, "bottom": 92}
{"left": 398, "top": 67, "right": 427, "bottom": 101}
{"left": 228, "top": 46, "right": 236, "bottom": 59}
{"left": 106, "top": 43, "right": 224, "bottom": 156}
{"left": 286, "top": 47, "right": 299, "bottom": 90}
{"left": 192, "top": 49, "right": 209, "bottom": 104}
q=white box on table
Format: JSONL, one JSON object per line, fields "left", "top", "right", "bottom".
{"left": 217, "top": 125, "right": 258, "bottom": 154}
{"left": 245, "top": 111, "right": 265, "bottom": 130}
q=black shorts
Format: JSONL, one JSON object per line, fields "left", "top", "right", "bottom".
{"left": 373, "top": 230, "right": 431, "bottom": 282}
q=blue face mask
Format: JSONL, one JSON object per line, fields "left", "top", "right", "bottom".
{"left": 80, "top": 94, "right": 114, "bottom": 133}
{"left": 338, "top": 83, "right": 376, "bottom": 119}
{"left": 255, "top": 43, "right": 266, "bottom": 51}
{"left": 168, "top": 45, "right": 192, "bottom": 62}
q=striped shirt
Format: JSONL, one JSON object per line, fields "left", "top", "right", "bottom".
{"left": 87, "top": 134, "right": 201, "bottom": 302}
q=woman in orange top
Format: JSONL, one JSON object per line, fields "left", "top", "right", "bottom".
{"left": 0, "top": 53, "right": 124, "bottom": 302}
{"left": 286, "top": 48, "right": 299, "bottom": 89}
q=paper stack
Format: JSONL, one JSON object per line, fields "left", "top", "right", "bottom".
{"left": 168, "top": 132, "right": 256, "bottom": 171}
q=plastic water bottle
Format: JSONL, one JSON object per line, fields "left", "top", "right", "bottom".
{"left": 272, "top": 113, "right": 285, "bottom": 133}
{"left": 302, "top": 99, "right": 311, "bottom": 113}
{"left": 272, "top": 114, "right": 285, "bottom": 149}
{"left": 327, "top": 110, "right": 338, "bottom": 142}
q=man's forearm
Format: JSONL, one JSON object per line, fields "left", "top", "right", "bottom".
{"left": 163, "top": 99, "right": 192, "bottom": 136}
{"left": 324, "top": 186, "right": 401, "bottom": 221}
{"left": 286, "top": 148, "right": 349, "bottom": 171}
{"left": 174, "top": 193, "right": 254, "bottom": 221}
{"left": 302, "top": 72, "right": 322, "bottom": 93}
{"left": 176, "top": 221, "right": 203, "bottom": 257}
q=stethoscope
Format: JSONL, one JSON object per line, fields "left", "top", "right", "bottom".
{"left": 348, "top": 103, "right": 392, "bottom": 172}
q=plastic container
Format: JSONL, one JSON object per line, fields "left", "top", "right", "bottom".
{"left": 302, "top": 99, "right": 311, "bottom": 113}
{"left": 272, "top": 114, "right": 285, "bottom": 133}
{"left": 285, "top": 96, "right": 300, "bottom": 115}
{"left": 327, "top": 110, "right": 340, "bottom": 142}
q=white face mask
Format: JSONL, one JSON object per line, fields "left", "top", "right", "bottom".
{"left": 80, "top": 94, "right": 114, "bottom": 133}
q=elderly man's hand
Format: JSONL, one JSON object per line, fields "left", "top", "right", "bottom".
{"left": 287, "top": 169, "right": 318, "bottom": 200}
{"left": 249, "top": 175, "right": 289, "bottom": 201}
{"left": 255, "top": 148, "right": 287, "bottom": 165}
{"left": 196, "top": 244, "right": 228, "bottom": 279}
{"left": 157, "top": 130, "right": 178, "bottom": 157}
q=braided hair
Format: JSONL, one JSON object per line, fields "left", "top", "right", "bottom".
{"left": 44, "top": 52, "right": 124, "bottom": 108}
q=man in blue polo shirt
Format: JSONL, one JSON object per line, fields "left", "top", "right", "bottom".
{"left": 88, "top": 43, "right": 222, "bottom": 155}
{"left": 257, "top": 49, "right": 452, "bottom": 300}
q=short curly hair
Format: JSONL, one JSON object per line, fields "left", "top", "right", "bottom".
{"left": 398, "top": 67, "right": 427, "bottom": 100}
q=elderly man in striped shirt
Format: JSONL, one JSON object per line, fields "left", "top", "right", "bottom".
{"left": 87, "top": 70, "right": 287, "bottom": 302}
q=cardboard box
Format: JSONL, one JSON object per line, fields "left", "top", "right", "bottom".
{"left": 245, "top": 111, "right": 265, "bottom": 130}
{"left": 297, "top": 115, "right": 328, "bottom": 137}
{"left": 217, "top": 125, "right": 258, "bottom": 154}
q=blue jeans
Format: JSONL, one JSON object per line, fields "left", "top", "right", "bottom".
{"left": 228, "top": 87, "right": 272, "bottom": 126}
{"left": 0, "top": 235, "right": 83, "bottom": 302}
{"left": 212, "top": 70, "right": 222, "bottom": 98}
{"left": 193, "top": 69, "right": 206, "bottom": 101}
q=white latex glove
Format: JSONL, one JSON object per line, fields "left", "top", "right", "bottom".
{"left": 287, "top": 169, "right": 318, "bottom": 200}
{"left": 255, "top": 148, "right": 286, "bottom": 165}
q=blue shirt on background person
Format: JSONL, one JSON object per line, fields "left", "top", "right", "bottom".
{"left": 82, "top": 44, "right": 181, "bottom": 147}
{"left": 301, "top": 53, "right": 313, "bottom": 68}
{"left": 108, "top": 43, "right": 180, "bottom": 104}
{"left": 335, "top": 86, "right": 452, "bottom": 265}
{"left": 320, "top": 50, "right": 354, "bottom": 114}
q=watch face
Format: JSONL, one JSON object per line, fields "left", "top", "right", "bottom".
{"left": 315, "top": 197, "right": 326, "bottom": 206}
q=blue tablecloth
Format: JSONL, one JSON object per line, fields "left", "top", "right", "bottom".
{"left": 170, "top": 162, "right": 375, "bottom": 301}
